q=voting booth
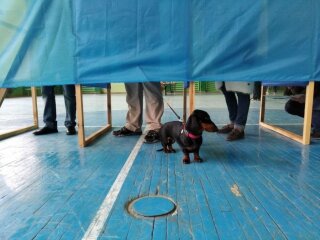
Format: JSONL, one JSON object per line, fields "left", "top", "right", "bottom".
{"left": 1, "top": 0, "right": 320, "bottom": 145}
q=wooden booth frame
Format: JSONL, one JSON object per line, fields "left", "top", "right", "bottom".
{"left": 0, "top": 87, "right": 39, "bottom": 140}
{"left": 0, "top": 85, "right": 112, "bottom": 147}
{"left": 75, "top": 84, "right": 112, "bottom": 147}
{"left": 259, "top": 81, "right": 315, "bottom": 145}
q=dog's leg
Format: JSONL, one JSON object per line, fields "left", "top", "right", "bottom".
{"left": 168, "top": 145, "right": 176, "bottom": 153}
{"left": 163, "top": 144, "right": 176, "bottom": 153}
{"left": 194, "top": 150, "right": 203, "bottom": 163}
{"left": 182, "top": 152, "right": 190, "bottom": 164}
{"left": 163, "top": 145, "right": 170, "bottom": 153}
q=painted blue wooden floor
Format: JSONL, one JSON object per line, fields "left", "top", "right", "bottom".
{"left": 0, "top": 94, "right": 319, "bottom": 239}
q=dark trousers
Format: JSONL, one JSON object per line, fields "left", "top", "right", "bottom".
{"left": 221, "top": 83, "right": 251, "bottom": 128}
{"left": 252, "top": 81, "right": 261, "bottom": 100}
{"left": 285, "top": 99, "right": 320, "bottom": 131}
{"left": 42, "top": 85, "right": 76, "bottom": 128}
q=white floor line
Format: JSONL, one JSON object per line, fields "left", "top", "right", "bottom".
{"left": 82, "top": 134, "right": 145, "bottom": 240}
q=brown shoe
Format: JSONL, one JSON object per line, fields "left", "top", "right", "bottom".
{"left": 218, "top": 124, "right": 234, "bottom": 134}
{"left": 227, "top": 128, "right": 245, "bottom": 141}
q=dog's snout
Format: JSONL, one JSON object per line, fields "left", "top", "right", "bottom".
{"left": 202, "top": 122, "right": 218, "bottom": 132}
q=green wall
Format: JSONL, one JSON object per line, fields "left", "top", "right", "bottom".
{"left": 4, "top": 82, "right": 218, "bottom": 97}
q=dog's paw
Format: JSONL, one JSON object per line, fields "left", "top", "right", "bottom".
{"left": 164, "top": 147, "right": 176, "bottom": 153}
{"left": 164, "top": 150, "right": 175, "bottom": 153}
{"left": 183, "top": 157, "right": 191, "bottom": 164}
{"left": 194, "top": 157, "right": 203, "bottom": 163}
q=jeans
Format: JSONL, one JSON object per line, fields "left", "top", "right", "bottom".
{"left": 220, "top": 83, "right": 251, "bottom": 129}
{"left": 252, "top": 81, "right": 261, "bottom": 100}
{"left": 42, "top": 85, "right": 76, "bottom": 129}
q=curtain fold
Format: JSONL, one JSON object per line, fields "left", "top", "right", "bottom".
{"left": 0, "top": 0, "right": 319, "bottom": 88}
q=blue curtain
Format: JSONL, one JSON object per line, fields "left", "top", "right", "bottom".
{"left": 0, "top": 0, "right": 319, "bottom": 88}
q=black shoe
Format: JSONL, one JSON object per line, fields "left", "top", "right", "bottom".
{"left": 226, "top": 128, "right": 245, "bottom": 141}
{"left": 113, "top": 127, "right": 142, "bottom": 137}
{"left": 66, "top": 126, "right": 77, "bottom": 135}
{"left": 144, "top": 130, "right": 160, "bottom": 144}
{"left": 33, "top": 126, "right": 58, "bottom": 135}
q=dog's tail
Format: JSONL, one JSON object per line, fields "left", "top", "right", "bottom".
{"left": 157, "top": 148, "right": 164, "bottom": 152}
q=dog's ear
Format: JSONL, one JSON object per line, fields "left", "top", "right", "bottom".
{"left": 186, "top": 113, "right": 200, "bottom": 131}
{"left": 193, "top": 109, "right": 213, "bottom": 124}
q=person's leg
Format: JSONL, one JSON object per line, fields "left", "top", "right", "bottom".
{"left": 234, "top": 91, "right": 251, "bottom": 131}
{"left": 63, "top": 85, "right": 76, "bottom": 128}
{"left": 285, "top": 98, "right": 320, "bottom": 137}
{"left": 226, "top": 91, "right": 250, "bottom": 141}
{"left": 285, "top": 99, "right": 304, "bottom": 118}
{"left": 113, "top": 83, "right": 143, "bottom": 136}
{"left": 311, "top": 110, "right": 320, "bottom": 137}
{"left": 33, "top": 86, "right": 58, "bottom": 135}
{"left": 218, "top": 83, "right": 238, "bottom": 134}
{"left": 311, "top": 97, "right": 320, "bottom": 137}
{"left": 220, "top": 83, "right": 238, "bottom": 124}
{"left": 42, "top": 86, "right": 57, "bottom": 129}
{"left": 143, "top": 82, "right": 164, "bottom": 131}
{"left": 143, "top": 82, "right": 164, "bottom": 143}
{"left": 62, "top": 85, "right": 77, "bottom": 135}
{"left": 124, "top": 83, "right": 143, "bottom": 132}
{"left": 252, "top": 81, "right": 261, "bottom": 100}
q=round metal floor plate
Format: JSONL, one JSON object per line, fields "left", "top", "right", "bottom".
{"left": 127, "top": 196, "right": 176, "bottom": 218}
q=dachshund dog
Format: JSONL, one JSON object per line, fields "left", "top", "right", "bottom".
{"left": 159, "top": 109, "right": 218, "bottom": 164}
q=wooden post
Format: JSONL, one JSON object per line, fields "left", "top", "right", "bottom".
{"left": 0, "top": 88, "right": 7, "bottom": 107}
{"left": 31, "top": 87, "right": 39, "bottom": 128}
{"left": 76, "top": 85, "right": 85, "bottom": 147}
{"left": 75, "top": 84, "right": 112, "bottom": 147}
{"left": 189, "top": 81, "right": 195, "bottom": 113}
{"left": 302, "top": 81, "right": 314, "bottom": 145}
{"left": 259, "top": 86, "right": 267, "bottom": 123}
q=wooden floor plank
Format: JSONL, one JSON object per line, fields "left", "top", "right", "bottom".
{"left": 1, "top": 94, "right": 320, "bottom": 239}
{"left": 166, "top": 155, "right": 180, "bottom": 240}
{"left": 194, "top": 158, "right": 246, "bottom": 239}
{"left": 203, "top": 136, "right": 285, "bottom": 239}
{"left": 211, "top": 143, "right": 284, "bottom": 240}
{"left": 191, "top": 176, "right": 220, "bottom": 239}
{"left": 202, "top": 167, "right": 252, "bottom": 238}
{"left": 204, "top": 153, "right": 267, "bottom": 240}
{"left": 254, "top": 140, "right": 320, "bottom": 210}
{"left": 226, "top": 145, "right": 296, "bottom": 239}
{"left": 152, "top": 218, "right": 167, "bottom": 240}
{"left": 222, "top": 139, "right": 319, "bottom": 239}
{"left": 256, "top": 161, "right": 320, "bottom": 218}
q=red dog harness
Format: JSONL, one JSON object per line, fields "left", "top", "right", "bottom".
{"left": 181, "top": 127, "right": 201, "bottom": 139}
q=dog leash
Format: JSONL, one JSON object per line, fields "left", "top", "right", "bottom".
{"left": 166, "top": 102, "right": 182, "bottom": 121}
{"left": 166, "top": 102, "right": 201, "bottom": 140}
